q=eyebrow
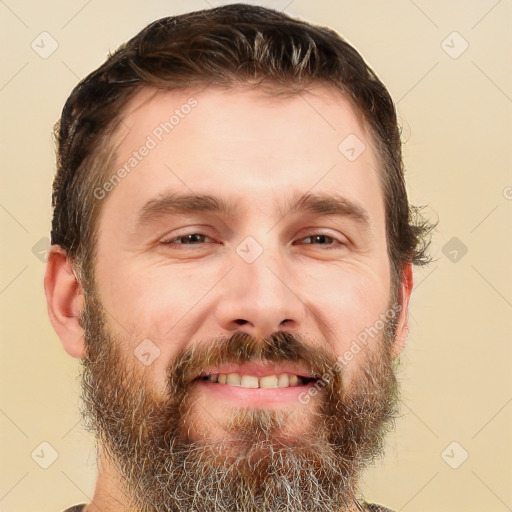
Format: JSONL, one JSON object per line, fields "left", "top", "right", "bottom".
{"left": 135, "top": 191, "right": 371, "bottom": 231}
{"left": 136, "top": 193, "right": 236, "bottom": 227}
{"left": 279, "top": 192, "right": 371, "bottom": 230}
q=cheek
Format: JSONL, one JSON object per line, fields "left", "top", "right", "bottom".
{"left": 303, "top": 265, "right": 391, "bottom": 352}
{"left": 137, "top": 265, "right": 222, "bottom": 327}
{"left": 97, "top": 255, "right": 204, "bottom": 329}
{"left": 98, "top": 263, "right": 222, "bottom": 371}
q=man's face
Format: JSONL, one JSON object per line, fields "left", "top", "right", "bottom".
{"left": 80, "top": 85, "right": 402, "bottom": 511}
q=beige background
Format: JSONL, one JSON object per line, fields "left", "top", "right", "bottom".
{"left": 1, "top": 0, "right": 511, "bottom": 511}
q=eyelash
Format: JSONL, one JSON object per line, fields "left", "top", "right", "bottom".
{"left": 160, "top": 233, "right": 346, "bottom": 249}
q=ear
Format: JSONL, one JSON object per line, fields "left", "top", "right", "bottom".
{"left": 44, "top": 245, "right": 86, "bottom": 358}
{"left": 390, "top": 262, "right": 413, "bottom": 359}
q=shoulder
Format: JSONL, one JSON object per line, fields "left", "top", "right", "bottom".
{"left": 365, "top": 503, "right": 395, "bottom": 512}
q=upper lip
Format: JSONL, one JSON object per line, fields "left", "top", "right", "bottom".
{"left": 196, "top": 363, "right": 318, "bottom": 380}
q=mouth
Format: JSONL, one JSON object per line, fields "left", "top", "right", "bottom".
{"left": 197, "top": 372, "right": 318, "bottom": 388}
{"left": 191, "top": 363, "right": 320, "bottom": 407}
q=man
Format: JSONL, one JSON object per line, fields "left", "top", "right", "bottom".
{"left": 44, "top": 4, "right": 433, "bottom": 512}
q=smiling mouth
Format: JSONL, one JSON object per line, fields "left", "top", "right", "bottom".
{"left": 195, "top": 371, "right": 319, "bottom": 389}
{"left": 190, "top": 364, "right": 322, "bottom": 408}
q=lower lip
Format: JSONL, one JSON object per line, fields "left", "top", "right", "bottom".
{"left": 193, "top": 380, "right": 317, "bottom": 408}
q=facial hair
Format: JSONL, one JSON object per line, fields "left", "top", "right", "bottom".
{"left": 79, "top": 289, "right": 400, "bottom": 512}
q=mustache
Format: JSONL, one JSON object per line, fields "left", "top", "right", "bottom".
{"left": 168, "top": 330, "right": 340, "bottom": 390}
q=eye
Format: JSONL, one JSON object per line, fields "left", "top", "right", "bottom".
{"left": 297, "top": 233, "right": 345, "bottom": 248}
{"left": 159, "top": 232, "right": 346, "bottom": 251}
{"left": 301, "top": 234, "right": 335, "bottom": 246}
{"left": 160, "top": 233, "right": 214, "bottom": 247}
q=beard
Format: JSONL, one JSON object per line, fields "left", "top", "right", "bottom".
{"left": 79, "top": 287, "right": 400, "bottom": 512}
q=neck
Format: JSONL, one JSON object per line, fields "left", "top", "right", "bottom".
{"left": 84, "top": 447, "right": 130, "bottom": 512}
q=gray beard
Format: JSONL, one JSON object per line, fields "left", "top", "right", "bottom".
{"left": 79, "top": 291, "right": 400, "bottom": 512}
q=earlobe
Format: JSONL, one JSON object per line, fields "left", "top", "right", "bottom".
{"left": 44, "top": 245, "right": 86, "bottom": 359}
{"left": 391, "top": 262, "right": 413, "bottom": 359}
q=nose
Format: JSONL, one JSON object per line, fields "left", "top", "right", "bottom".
{"left": 214, "top": 251, "right": 306, "bottom": 338}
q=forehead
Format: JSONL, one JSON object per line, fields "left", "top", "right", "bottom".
{"left": 115, "top": 84, "right": 371, "bottom": 155}
{"left": 99, "top": 84, "right": 384, "bottom": 233}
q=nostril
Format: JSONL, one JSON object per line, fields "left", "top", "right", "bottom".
{"left": 234, "top": 319, "right": 248, "bottom": 326}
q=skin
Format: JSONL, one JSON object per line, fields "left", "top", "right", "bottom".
{"left": 45, "top": 84, "right": 413, "bottom": 511}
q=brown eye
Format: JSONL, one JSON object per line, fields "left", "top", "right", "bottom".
{"left": 297, "top": 233, "right": 348, "bottom": 249}
{"left": 302, "top": 234, "right": 336, "bottom": 246}
{"left": 161, "top": 233, "right": 213, "bottom": 247}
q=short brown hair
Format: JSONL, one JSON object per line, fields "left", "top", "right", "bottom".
{"left": 51, "top": 3, "right": 434, "bottom": 290}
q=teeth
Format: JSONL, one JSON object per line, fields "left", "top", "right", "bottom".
{"left": 226, "top": 373, "right": 241, "bottom": 386}
{"left": 260, "top": 375, "right": 278, "bottom": 388}
{"left": 204, "top": 372, "right": 308, "bottom": 388}
{"left": 277, "top": 374, "right": 289, "bottom": 387}
{"left": 241, "top": 375, "right": 259, "bottom": 388}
